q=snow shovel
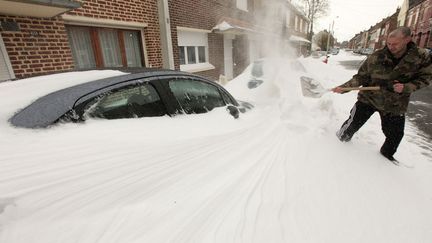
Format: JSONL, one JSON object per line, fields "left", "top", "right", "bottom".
{"left": 300, "top": 76, "right": 380, "bottom": 98}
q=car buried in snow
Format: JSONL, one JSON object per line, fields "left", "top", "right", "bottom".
{"left": 6, "top": 69, "right": 252, "bottom": 129}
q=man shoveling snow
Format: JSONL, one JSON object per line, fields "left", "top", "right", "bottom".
{"left": 332, "top": 27, "right": 432, "bottom": 164}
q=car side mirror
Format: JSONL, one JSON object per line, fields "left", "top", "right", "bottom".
{"left": 226, "top": 105, "right": 240, "bottom": 119}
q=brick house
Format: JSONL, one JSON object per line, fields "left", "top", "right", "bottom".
{"left": 348, "top": 9, "right": 399, "bottom": 51}
{"left": 285, "top": 0, "right": 310, "bottom": 56}
{"left": 367, "top": 23, "right": 381, "bottom": 49}
{"left": 166, "top": 0, "right": 258, "bottom": 81}
{"left": 348, "top": 32, "right": 362, "bottom": 50}
{"left": 415, "top": 0, "right": 432, "bottom": 48}
{"left": 0, "top": 0, "right": 163, "bottom": 82}
{"left": 405, "top": 0, "right": 432, "bottom": 48}
{"left": 0, "top": 0, "right": 307, "bottom": 82}
{"left": 406, "top": 0, "right": 424, "bottom": 43}
{"left": 0, "top": 0, "right": 263, "bottom": 82}
{"left": 166, "top": 0, "right": 309, "bottom": 80}
{"left": 375, "top": 10, "right": 399, "bottom": 50}
{"left": 0, "top": 0, "right": 83, "bottom": 81}
{"left": 398, "top": 0, "right": 432, "bottom": 48}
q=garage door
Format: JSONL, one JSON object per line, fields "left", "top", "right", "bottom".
{"left": 0, "top": 37, "right": 14, "bottom": 81}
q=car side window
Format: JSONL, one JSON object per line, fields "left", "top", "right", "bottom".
{"left": 85, "top": 83, "right": 166, "bottom": 119}
{"left": 220, "top": 90, "right": 235, "bottom": 105}
{"left": 168, "top": 79, "right": 226, "bottom": 114}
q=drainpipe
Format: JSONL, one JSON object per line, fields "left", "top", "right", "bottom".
{"left": 158, "top": 0, "right": 175, "bottom": 69}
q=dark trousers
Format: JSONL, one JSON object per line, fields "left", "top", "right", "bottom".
{"left": 337, "top": 101, "right": 405, "bottom": 157}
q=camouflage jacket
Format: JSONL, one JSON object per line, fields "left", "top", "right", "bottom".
{"left": 340, "top": 42, "right": 432, "bottom": 115}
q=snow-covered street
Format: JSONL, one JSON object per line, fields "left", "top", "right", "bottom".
{"left": 0, "top": 51, "right": 431, "bottom": 243}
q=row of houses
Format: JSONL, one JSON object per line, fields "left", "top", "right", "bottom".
{"left": 349, "top": 0, "right": 432, "bottom": 51}
{"left": 0, "top": 0, "right": 311, "bottom": 82}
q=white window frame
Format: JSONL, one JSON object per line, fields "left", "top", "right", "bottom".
{"left": 62, "top": 14, "right": 149, "bottom": 67}
{"left": 236, "top": 0, "right": 248, "bottom": 11}
{"left": 300, "top": 19, "right": 303, "bottom": 33}
{"left": 285, "top": 12, "right": 290, "bottom": 27}
{"left": 0, "top": 37, "right": 15, "bottom": 81}
{"left": 177, "top": 27, "right": 215, "bottom": 73}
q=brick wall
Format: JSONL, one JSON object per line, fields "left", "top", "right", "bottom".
{"left": 0, "top": 16, "right": 74, "bottom": 79}
{"left": 169, "top": 0, "right": 255, "bottom": 80}
{"left": 0, "top": 0, "right": 162, "bottom": 79}
{"left": 0, "top": 0, "right": 258, "bottom": 80}
{"left": 69, "top": 0, "right": 163, "bottom": 68}
{"left": 411, "top": 0, "right": 432, "bottom": 48}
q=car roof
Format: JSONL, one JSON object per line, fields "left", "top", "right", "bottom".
{"left": 9, "top": 69, "right": 210, "bottom": 128}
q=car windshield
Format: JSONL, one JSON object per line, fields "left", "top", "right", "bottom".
{"left": 168, "top": 79, "right": 226, "bottom": 114}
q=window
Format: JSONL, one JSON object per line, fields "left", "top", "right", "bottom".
{"left": 177, "top": 29, "right": 214, "bottom": 72}
{"left": 67, "top": 26, "right": 144, "bottom": 69}
{"left": 285, "top": 12, "right": 290, "bottom": 27}
{"left": 84, "top": 83, "right": 165, "bottom": 119}
{"left": 168, "top": 79, "right": 225, "bottom": 114}
{"left": 407, "top": 15, "right": 412, "bottom": 27}
{"left": 180, "top": 45, "right": 206, "bottom": 64}
{"left": 198, "top": 46, "right": 206, "bottom": 63}
{"left": 67, "top": 26, "right": 96, "bottom": 68}
{"left": 98, "top": 29, "right": 122, "bottom": 67}
{"left": 300, "top": 19, "right": 303, "bottom": 33}
{"left": 236, "top": 0, "right": 248, "bottom": 11}
{"left": 179, "top": 47, "right": 186, "bottom": 65}
{"left": 187, "top": 46, "right": 196, "bottom": 64}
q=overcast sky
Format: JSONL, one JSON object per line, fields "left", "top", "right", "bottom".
{"left": 293, "top": 0, "right": 404, "bottom": 42}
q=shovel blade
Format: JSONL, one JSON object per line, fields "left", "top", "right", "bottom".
{"left": 300, "top": 76, "right": 327, "bottom": 98}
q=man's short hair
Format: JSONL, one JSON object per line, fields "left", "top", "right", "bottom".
{"left": 389, "top": 27, "right": 411, "bottom": 38}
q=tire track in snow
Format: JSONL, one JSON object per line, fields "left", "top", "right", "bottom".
{"left": 1, "top": 111, "right": 287, "bottom": 243}
{"left": 164, "top": 124, "right": 292, "bottom": 243}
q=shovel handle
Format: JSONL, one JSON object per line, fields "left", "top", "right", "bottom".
{"left": 340, "top": 86, "right": 380, "bottom": 91}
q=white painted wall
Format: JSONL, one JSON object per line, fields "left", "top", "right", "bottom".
{"left": 223, "top": 34, "right": 234, "bottom": 80}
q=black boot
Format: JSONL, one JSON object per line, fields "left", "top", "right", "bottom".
{"left": 336, "top": 131, "right": 352, "bottom": 142}
{"left": 380, "top": 148, "right": 397, "bottom": 162}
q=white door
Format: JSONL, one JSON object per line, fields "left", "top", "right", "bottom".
{"left": 223, "top": 34, "right": 234, "bottom": 80}
{"left": 249, "top": 39, "right": 259, "bottom": 62}
{"left": 0, "top": 37, "right": 15, "bottom": 81}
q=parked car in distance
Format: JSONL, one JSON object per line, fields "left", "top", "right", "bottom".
{"left": 311, "top": 51, "right": 327, "bottom": 58}
{"left": 329, "top": 48, "right": 339, "bottom": 55}
{"left": 8, "top": 69, "right": 251, "bottom": 128}
{"left": 352, "top": 48, "right": 374, "bottom": 55}
{"left": 361, "top": 48, "right": 374, "bottom": 55}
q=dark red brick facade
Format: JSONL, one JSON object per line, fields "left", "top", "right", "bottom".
{"left": 0, "top": 0, "right": 162, "bottom": 79}
{"left": 408, "top": 0, "right": 432, "bottom": 48}
{"left": 0, "top": 16, "right": 74, "bottom": 78}
{"left": 375, "top": 11, "right": 399, "bottom": 50}
{"left": 349, "top": 0, "right": 432, "bottom": 51}
{"left": 1, "top": 0, "right": 288, "bottom": 81}
{"left": 68, "top": 0, "right": 163, "bottom": 67}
